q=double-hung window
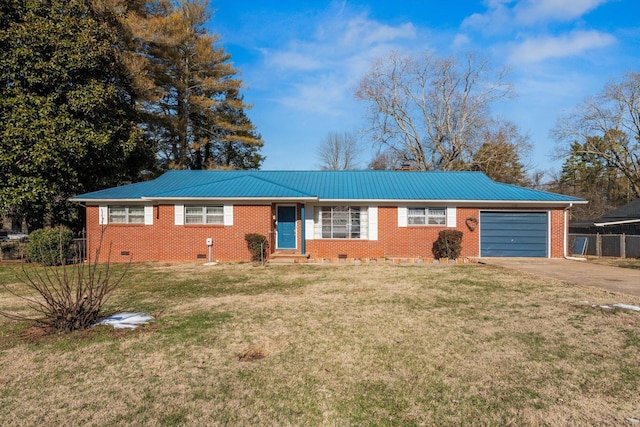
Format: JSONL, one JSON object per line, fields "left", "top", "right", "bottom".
{"left": 320, "top": 206, "right": 362, "bottom": 239}
{"left": 185, "top": 206, "right": 224, "bottom": 225}
{"left": 408, "top": 207, "right": 446, "bottom": 225}
{"left": 109, "top": 205, "right": 145, "bottom": 224}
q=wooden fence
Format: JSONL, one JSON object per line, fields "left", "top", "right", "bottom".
{"left": 569, "top": 234, "right": 640, "bottom": 259}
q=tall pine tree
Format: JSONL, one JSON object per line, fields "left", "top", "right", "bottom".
{"left": 131, "top": 0, "right": 263, "bottom": 170}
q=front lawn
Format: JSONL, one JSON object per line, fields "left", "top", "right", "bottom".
{"left": 1, "top": 262, "right": 639, "bottom": 426}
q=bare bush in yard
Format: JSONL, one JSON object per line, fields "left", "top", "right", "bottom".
{"left": 245, "top": 233, "right": 269, "bottom": 263}
{"left": 0, "top": 228, "right": 129, "bottom": 332}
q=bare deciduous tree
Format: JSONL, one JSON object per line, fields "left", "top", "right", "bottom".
{"left": 552, "top": 72, "right": 640, "bottom": 198}
{"left": 368, "top": 148, "right": 404, "bottom": 170}
{"left": 355, "top": 51, "right": 513, "bottom": 171}
{"left": 317, "top": 131, "right": 361, "bottom": 170}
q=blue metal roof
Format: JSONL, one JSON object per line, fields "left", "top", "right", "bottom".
{"left": 72, "top": 170, "right": 584, "bottom": 203}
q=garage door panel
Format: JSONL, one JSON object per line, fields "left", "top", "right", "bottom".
{"left": 484, "top": 217, "right": 547, "bottom": 225}
{"left": 483, "top": 229, "right": 546, "bottom": 238}
{"left": 482, "top": 236, "right": 547, "bottom": 244}
{"left": 480, "top": 212, "right": 548, "bottom": 257}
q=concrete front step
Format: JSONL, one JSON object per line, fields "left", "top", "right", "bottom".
{"left": 268, "top": 252, "right": 310, "bottom": 264}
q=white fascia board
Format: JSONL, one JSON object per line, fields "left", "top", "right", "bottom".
{"left": 143, "top": 196, "right": 318, "bottom": 202}
{"left": 594, "top": 218, "right": 640, "bottom": 226}
{"left": 69, "top": 198, "right": 148, "bottom": 204}
{"left": 318, "top": 199, "right": 586, "bottom": 207}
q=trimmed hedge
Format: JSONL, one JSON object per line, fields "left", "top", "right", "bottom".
{"left": 27, "top": 227, "right": 74, "bottom": 266}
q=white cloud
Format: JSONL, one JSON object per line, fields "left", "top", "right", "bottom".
{"left": 513, "top": 0, "right": 611, "bottom": 25}
{"left": 339, "top": 16, "right": 416, "bottom": 47}
{"left": 453, "top": 33, "right": 471, "bottom": 48}
{"left": 255, "top": 8, "right": 421, "bottom": 115}
{"left": 463, "top": 0, "right": 612, "bottom": 31}
{"left": 509, "top": 30, "right": 616, "bottom": 63}
{"left": 279, "top": 76, "right": 349, "bottom": 115}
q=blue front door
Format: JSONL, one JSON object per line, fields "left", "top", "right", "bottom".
{"left": 277, "top": 206, "right": 296, "bottom": 249}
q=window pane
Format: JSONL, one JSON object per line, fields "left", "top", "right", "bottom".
{"left": 428, "top": 216, "right": 446, "bottom": 225}
{"left": 185, "top": 206, "right": 202, "bottom": 215}
{"left": 109, "top": 206, "right": 125, "bottom": 215}
{"left": 427, "top": 208, "right": 446, "bottom": 225}
{"left": 319, "top": 206, "right": 366, "bottom": 239}
{"left": 128, "top": 206, "right": 145, "bottom": 224}
{"left": 205, "top": 214, "right": 223, "bottom": 224}
{"left": 185, "top": 215, "right": 202, "bottom": 224}
{"left": 128, "top": 206, "right": 144, "bottom": 215}
{"left": 408, "top": 216, "right": 426, "bottom": 225}
{"left": 333, "top": 230, "right": 347, "bottom": 238}
{"left": 109, "top": 206, "right": 126, "bottom": 223}
{"left": 185, "top": 205, "right": 224, "bottom": 224}
{"left": 206, "top": 206, "right": 223, "bottom": 215}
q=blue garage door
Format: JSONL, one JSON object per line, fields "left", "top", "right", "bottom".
{"left": 480, "top": 211, "right": 548, "bottom": 257}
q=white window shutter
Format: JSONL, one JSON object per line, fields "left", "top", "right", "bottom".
{"left": 359, "top": 207, "right": 368, "bottom": 239}
{"left": 98, "top": 205, "right": 108, "bottom": 225}
{"left": 174, "top": 204, "right": 184, "bottom": 225}
{"left": 368, "top": 206, "right": 378, "bottom": 240}
{"left": 397, "top": 206, "right": 407, "bottom": 227}
{"left": 314, "top": 207, "right": 322, "bottom": 238}
{"left": 223, "top": 205, "right": 233, "bottom": 226}
{"left": 305, "top": 205, "right": 314, "bottom": 240}
{"left": 144, "top": 205, "right": 154, "bottom": 225}
{"left": 446, "top": 207, "right": 457, "bottom": 228}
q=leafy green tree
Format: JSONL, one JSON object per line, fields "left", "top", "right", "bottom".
{"left": 134, "top": 0, "right": 263, "bottom": 170}
{"left": 0, "top": 0, "right": 153, "bottom": 230}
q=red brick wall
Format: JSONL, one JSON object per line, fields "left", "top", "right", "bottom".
{"left": 86, "top": 204, "right": 272, "bottom": 263}
{"left": 305, "top": 206, "right": 479, "bottom": 260}
{"left": 551, "top": 208, "right": 566, "bottom": 258}
{"left": 85, "top": 204, "right": 568, "bottom": 262}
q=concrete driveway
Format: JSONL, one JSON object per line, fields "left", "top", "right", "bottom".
{"left": 480, "top": 258, "right": 640, "bottom": 298}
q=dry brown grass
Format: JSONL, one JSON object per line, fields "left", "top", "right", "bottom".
{"left": 1, "top": 262, "right": 639, "bottom": 426}
{"left": 586, "top": 256, "right": 640, "bottom": 270}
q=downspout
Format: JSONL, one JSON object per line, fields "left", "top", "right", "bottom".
{"left": 564, "top": 203, "right": 587, "bottom": 261}
{"left": 300, "top": 203, "right": 306, "bottom": 255}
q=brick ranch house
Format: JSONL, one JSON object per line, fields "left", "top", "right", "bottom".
{"left": 71, "top": 170, "right": 586, "bottom": 263}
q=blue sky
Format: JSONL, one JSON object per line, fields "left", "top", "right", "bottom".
{"left": 209, "top": 0, "right": 639, "bottom": 175}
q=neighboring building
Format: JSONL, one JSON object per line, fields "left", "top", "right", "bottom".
{"left": 570, "top": 198, "right": 640, "bottom": 235}
{"left": 71, "top": 170, "right": 585, "bottom": 263}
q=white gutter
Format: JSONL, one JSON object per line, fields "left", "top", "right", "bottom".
{"left": 593, "top": 218, "right": 640, "bottom": 226}
{"left": 308, "top": 199, "right": 585, "bottom": 206}
{"left": 69, "top": 198, "right": 149, "bottom": 203}
{"left": 70, "top": 197, "right": 319, "bottom": 203}
{"left": 71, "top": 197, "right": 585, "bottom": 207}
{"left": 144, "top": 196, "right": 318, "bottom": 202}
